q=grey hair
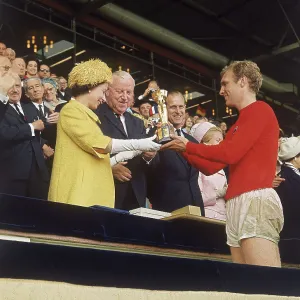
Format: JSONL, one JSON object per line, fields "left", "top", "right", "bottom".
{"left": 23, "top": 77, "right": 43, "bottom": 93}
{"left": 112, "top": 71, "right": 135, "bottom": 86}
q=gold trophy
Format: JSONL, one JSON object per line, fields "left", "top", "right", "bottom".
{"left": 151, "top": 89, "right": 173, "bottom": 144}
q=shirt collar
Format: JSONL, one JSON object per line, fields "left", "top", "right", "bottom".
{"left": 285, "top": 162, "right": 300, "bottom": 176}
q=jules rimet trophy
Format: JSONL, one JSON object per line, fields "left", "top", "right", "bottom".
{"left": 151, "top": 89, "right": 172, "bottom": 144}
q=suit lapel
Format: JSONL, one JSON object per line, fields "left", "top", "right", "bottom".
{"left": 103, "top": 105, "right": 127, "bottom": 137}
{"left": 6, "top": 104, "right": 26, "bottom": 124}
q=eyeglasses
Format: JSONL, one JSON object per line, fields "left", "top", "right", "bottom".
{"left": 40, "top": 69, "right": 50, "bottom": 73}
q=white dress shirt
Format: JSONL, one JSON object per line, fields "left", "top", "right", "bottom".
{"left": 0, "top": 93, "right": 8, "bottom": 104}
{"left": 9, "top": 102, "right": 35, "bottom": 136}
{"left": 119, "top": 114, "right": 128, "bottom": 136}
{"left": 32, "top": 101, "right": 47, "bottom": 117}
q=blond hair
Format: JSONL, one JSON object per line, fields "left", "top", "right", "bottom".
{"left": 202, "top": 127, "right": 223, "bottom": 144}
{"left": 221, "top": 60, "right": 263, "bottom": 94}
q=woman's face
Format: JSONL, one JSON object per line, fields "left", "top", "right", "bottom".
{"left": 27, "top": 61, "right": 37, "bottom": 76}
{"left": 44, "top": 82, "right": 57, "bottom": 102}
{"left": 88, "top": 82, "right": 108, "bottom": 110}
{"left": 206, "top": 131, "right": 223, "bottom": 145}
{"left": 185, "top": 117, "right": 193, "bottom": 128}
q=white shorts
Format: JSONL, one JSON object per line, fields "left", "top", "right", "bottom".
{"left": 226, "top": 188, "right": 284, "bottom": 247}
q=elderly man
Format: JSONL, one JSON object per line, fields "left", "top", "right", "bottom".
{"left": 96, "top": 71, "right": 155, "bottom": 210}
{"left": 4, "top": 48, "right": 16, "bottom": 62}
{"left": 0, "top": 73, "right": 49, "bottom": 199}
{"left": 12, "top": 58, "right": 26, "bottom": 80}
{"left": 24, "top": 77, "right": 60, "bottom": 160}
{"left": 38, "top": 64, "right": 50, "bottom": 79}
{"left": 57, "top": 76, "right": 71, "bottom": 101}
{"left": 0, "top": 42, "right": 6, "bottom": 56}
{"left": 148, "top": 91, "right": 204, "bottom": 213}
{"left": 162, "top": 61, "right": 283, "bottom": 267}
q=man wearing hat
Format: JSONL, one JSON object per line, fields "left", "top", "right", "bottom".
{"left": 276, "top": 136, "right": 300, "bottom": 238}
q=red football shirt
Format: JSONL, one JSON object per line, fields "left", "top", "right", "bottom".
{"left": 183, "top": 101, "right": 279, "bottom": 200}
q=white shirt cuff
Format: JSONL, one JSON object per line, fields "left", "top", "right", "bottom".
{"left": 29, "top": 124, "right": 35, "bottom": 136}
{"left": 138, "top": 95, "right": 144, "bottom": 100}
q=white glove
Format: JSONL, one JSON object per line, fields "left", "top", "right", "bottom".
{"left": 110, "top": 151, "right": 142, "bottom": 166}
{"left": 111, "top": 135, "right": 161, "bottom": 154}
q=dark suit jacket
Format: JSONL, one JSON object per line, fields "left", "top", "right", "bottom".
{"left": 57, "top": 89, "right": 72, "bottom": 101}
{"left": 148, "top": 133, "right": 204, "bottom": 214}
{"left": 0, "top": 103, "right": 49, "bottom": 184}
{"left": 0, "top": 101, "right": 7, "bottom": 124}
{"left": 96, "top": 103, "right": 148, "bottom": 209}
{"left": 276, "top": 165, "right": 300, "bottom": 238}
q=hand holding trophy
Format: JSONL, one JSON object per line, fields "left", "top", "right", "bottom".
{"left": 151, "top": 89, "right": 174, "bottom": 144}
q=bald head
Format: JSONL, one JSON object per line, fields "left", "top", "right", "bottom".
{"left": 106, "top": 71, "right": 135, "bottom": 114}
{"left": 5, "top": 48, "right": 16, "bottom": 61}
{"left": 12, "top": 58, "right": 26, "bottom": 78}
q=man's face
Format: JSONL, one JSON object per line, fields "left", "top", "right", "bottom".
{"left": 0, "top": 43, "right": 7, "bottom": 56}
{"left": 139, "top": 103, "right": 151, "bottom": 118}
{"left": 219, "top": 69, "right": 242, "bottom": 108}
{"left": 38, "top": 64, "right": 50, "bottom": 79}
{"left": 59, "top": 78, "right": 67, "bottom": 91}
{"left": 26, "top": 60, "right": 37, "bottom": 76}
{"left": 26, "top": 79, "right": 44, "bottom": 102}
{"left": 166, "top": 94, "right": 185, "bottom": 128}
{"left": 0, "top": 56, "right": 11, "bottom": 74}
{"left": 12, "top": 58, "right": 26, "bottom": 77}
{"left": 106, "top": 76, "right": 134, "bottom": 114}
{"left": 148, "top": 81, "right": 159, "bottom": 91}
{"left": 7, "top": 77, "right": 22, "bottom": 104}
{"left": 4, "top": 48, "right": 15, "bottom": 61}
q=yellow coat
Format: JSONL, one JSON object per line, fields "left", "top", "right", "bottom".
{"left": 48, "top": 100, "right": 115, "bottom": 208}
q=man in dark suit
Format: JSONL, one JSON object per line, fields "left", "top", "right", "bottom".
{"left": 0, "top": 75, "right": 49, "bottom": 199}
{"left": 148, "top": 91, "right": 204, "bottom": 214}
{"left": 57, "top": 76, "right": 72, "bottom": 101}
{"left": 96, "top": 71, "right": 156, "bottom": 210}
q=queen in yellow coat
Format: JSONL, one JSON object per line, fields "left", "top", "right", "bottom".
{"left": 48, "top": 59, "right": 114, "bottom": 207}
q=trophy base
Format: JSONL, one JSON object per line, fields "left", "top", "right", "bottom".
{"left": 157, "top": 124, "right": 172, "bottom": 144}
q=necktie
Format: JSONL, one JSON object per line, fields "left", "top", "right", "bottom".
{"left": 176, "top": 129, "right": 182, "bottom": 136}
{"left": 38, "top": 104, "right": 44, "bottom": 118}
{"left": 14, "top": 103, "right": 26, "bottom": 121}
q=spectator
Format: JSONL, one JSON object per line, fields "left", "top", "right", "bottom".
{"left": 43, "top": 78, "right": 67, "bottom": 112}
{"left": 191, "top": 122, "right": 227, "bottom": 221}
{"left": 0, "top": 42, "right": 6, "bottom": 56}
{"left": 276, "top": 136, "right": 300, "bottom": 237}
{"left": 0, "top": 71, "right": 16, "bottom": 122}
{"left": 138, "top": 80, "right": 159, "bottom": 101}
{"left": 24, "top": 77, "right": 58, "bottom": 158}
{"left": 220, "top": 121, "right": 228, "bottom": 136}
{"left": 148, "top": 91, "right": 204, "bottom": 213}
{"left": 182, "top": 116, "right": 193, "bottom": 134}
{"left": 4, "top": 48, "right": 16, "bottom": 62}
{"left": 57, "top": 76, "right": 72, "bottom": 101}
{"left": 11, "top": 58, "right": 26, "bottom": 80}
{"left": 96, "top": 71, "right": 156, "bottom": 210}
{"left": 38, "top": 64, "right": 50, "bottom": 79}
{"left": 0, "top": 73, "right": 49, "bottom": 199}
{"left": 26, "top": 58, "right": 38, "bottom": 78}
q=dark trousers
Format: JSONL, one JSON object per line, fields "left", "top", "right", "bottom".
{"left": 0, "top": 158, "right": 49, "bottom": 200}
{"left": 114, "top": 183, "right": 140, "bottom": 211}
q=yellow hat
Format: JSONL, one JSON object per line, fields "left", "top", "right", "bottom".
{"left": 68, "top": 59, "right": 112, "bottom": 88}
